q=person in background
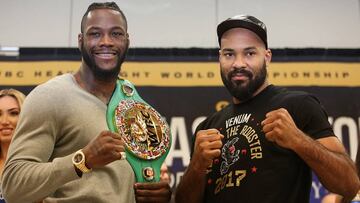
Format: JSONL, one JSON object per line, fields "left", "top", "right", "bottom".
{"left": 0, "top": 89, "right": 25, "bottom": 174}
{"left": 0, "top": 89, "right": 25, "bottom": 202}
{"left": 160, "top": 164, "right": 171, "bottom": 184}
{"left": 1, "top": 2, "right": 171, "bottom": 203}
{"left": 176, "top": 14, "right": 359, "bottom": 203}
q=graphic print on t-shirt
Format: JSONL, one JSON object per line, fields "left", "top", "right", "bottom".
{"left": 209, "top": 112, "right": 264, "bottom": 195}
{"left": 220, "top": 137, "right": 240, "bottom": 175}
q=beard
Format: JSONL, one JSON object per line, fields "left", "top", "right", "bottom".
{"left": 221, "top": 61, "right": 267, "bottom": 102}
{"left": 80, "top": 43, "right": 127, "bottom": 81}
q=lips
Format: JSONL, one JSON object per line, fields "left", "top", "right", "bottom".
{"left": 229, "top": 69, "right": 252, "bottom": 81}
{"left": 93, "top": 48, "right": 117, "bottom": 58}
{"left": 0, "top": 128, "right": 14, "bottom": 136}
{"left": 231, "top": 73, "right": 249, "bottom": 80}
{"left": 94, "top": 51, "right": 117, "bottom": 59}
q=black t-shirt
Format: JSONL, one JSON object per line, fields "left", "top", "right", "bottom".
{"left": 194, "top": 85, "right": 334, "bottom": 203}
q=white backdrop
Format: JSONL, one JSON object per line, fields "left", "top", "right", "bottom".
{"left": 0, "top": 0, "right": 359, "bottom": 48}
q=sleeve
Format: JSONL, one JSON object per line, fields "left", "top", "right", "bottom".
{"left": 293, "top": 94, "right": 334, "bottom": 140}
{"left": 1, "top": 86, "right": 79, "bottom": 203}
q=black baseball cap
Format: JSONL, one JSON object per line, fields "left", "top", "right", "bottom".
{"left": 217, "top": 15, "right": 268, "bottom": 49}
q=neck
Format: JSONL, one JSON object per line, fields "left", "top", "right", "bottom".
{"left": 74, "top": 65, "right": 117, "bottom": 104}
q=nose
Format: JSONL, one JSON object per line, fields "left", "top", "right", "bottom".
{"left": 232, "top": 55, "right": 246, "bottom": 69}
{"left": 99, "top": 34, "right": 114, "bottom": 46}
{"left": 0, "top": 114, "right": 10, "bottom": 125}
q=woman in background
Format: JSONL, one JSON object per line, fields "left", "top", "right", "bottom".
{"left": 0, "top": 89, "right": 25, "bottom": 174}
{"left": 0, "top": 89, "right": 25, "bottom": 202}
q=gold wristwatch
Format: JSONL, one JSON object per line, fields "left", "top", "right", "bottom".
{"left": 72, "top": 149, "right": 92, "bottom": 173}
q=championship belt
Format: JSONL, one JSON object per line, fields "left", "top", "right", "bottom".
{"left": 106, "top": 79, "right": 171, "bottom": 182}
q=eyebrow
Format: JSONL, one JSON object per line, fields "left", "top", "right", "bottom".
{"left": 221, "top": 46, "right": 257, "bottom": 52}
{"left": 87, "top": 26, "right": 125, "bottom": 31}
{"left": 243, "top": 47, "right": 257, "bottom": 51}
{"left": 221, "top": 48, "right": 235, "bottom": 52}
{"left": 8, "top": 107, "right": 20, "bottom": 111}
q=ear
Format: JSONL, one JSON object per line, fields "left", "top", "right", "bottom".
{"left": 264, "top": 49, "right": 272, "bottom": 67}
{"left": 125, "top": 33, "right": 130, "bottom": 50}
{"left": 78, "top": 33, "right": 83, "bottom": 52}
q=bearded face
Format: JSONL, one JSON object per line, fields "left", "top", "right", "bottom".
{"left": 80, "top": 42, "right": 127, "bottom": 81}
{"left": 221, "top": 60, "right": 267, "bottom": 102}
{"left": 79, "top": 8, "right": 129, "bottom": 81}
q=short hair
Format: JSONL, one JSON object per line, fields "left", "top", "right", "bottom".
{"left": 80, "top": 2, "right": 128, "bottom": 33}
{"left": 0, "top": 89, "right": 26, "bottom": 109}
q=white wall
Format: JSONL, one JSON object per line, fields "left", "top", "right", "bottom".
{"left": 0, "top": 0, "right": 359, "bottom": 48}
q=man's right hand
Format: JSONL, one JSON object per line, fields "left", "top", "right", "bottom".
{"left": 82, "top": 130, "right": 126, "bottom": 169}
{"left": 191, "top": 129, "right": 224, "bottom": 172}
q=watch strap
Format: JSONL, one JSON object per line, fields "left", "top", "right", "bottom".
{"left": 73, "top": 149, "right": 92, "bottom": 173}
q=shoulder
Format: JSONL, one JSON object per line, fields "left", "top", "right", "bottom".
{"left": 22, "top": 74, "right": 76, "bottom": 112}
{"left": 272, "top": 86, "right": 311, "bottom": 99}
{"left": 33, "top": 74, "right": 74, "bottom": 92}
{"left": 270, "top": 86, "right": 321, "bottom": 107}
{"left": 27, "top": 74, "right": 75, "bottom": 100}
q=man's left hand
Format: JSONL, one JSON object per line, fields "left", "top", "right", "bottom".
{"left": 134, "top": 181, "right": 172, "bottom": 203}
{"left": 261, "top": 108, "right": 303, "bottom": 149}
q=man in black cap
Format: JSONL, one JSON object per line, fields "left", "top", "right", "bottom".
{"left": 176, "top": 15, "right": 359, "bottom": 203}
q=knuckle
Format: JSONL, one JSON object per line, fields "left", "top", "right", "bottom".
{"left": 197, "top": 130, "right": 206, "bottom": 136}
{"left": 274, "top": 119, "right": 282, "bottom": 126}
{"left": 215, "top": 140, "right": 223, "bottom": 148}
{"left": 273, "top": 127, "right": 282, "bottom": 135}
{"left": 198, "top": 142, "right": 207, "bottom": 151}
{"left": 103, "top": 143, "right": 113, "bottom": 151}
{"left": 214, "top": 150, "right": 221, "bottom": 157}
{"left": 100, "top": 130, "right": 109, "bottom": 136}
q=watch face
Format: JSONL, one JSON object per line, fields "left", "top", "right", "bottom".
{"left": 74, "top": 153, "right": 83, "bottom": 163}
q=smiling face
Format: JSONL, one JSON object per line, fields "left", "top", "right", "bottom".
{"left": 219, "top": 28, "right": 272, "bottom": 103}
{"left": 79, "top": 8, "right": 129, "bottom": 80}
{"left": 0, "top": 96, "right": 21, "bottom": 143}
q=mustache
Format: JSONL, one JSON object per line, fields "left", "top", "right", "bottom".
{"left": 228, "top": 68, "right": 253, "bottom": 79}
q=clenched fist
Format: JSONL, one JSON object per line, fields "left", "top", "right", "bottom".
{"left": 261, "top": 108, "right": 303, "bottom": 150}
{"left": 192, "top": 129, "right": 224, "bottom": 172}
{"left": 82, "top": 130, "right": 126, "bottom": 169}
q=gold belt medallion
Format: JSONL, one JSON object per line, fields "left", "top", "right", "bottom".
{"left": 115, "top": 99, "right": 170, "bottom": 160}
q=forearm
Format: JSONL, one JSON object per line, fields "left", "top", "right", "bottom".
{"left": 293, "top": 134, "right": 360, "bottom": 199}
{"left": 2, "top": 155, "right": 79, "bottom": 203}
{"left": 175, "top": 161, "right": 207, "bottom": 203}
